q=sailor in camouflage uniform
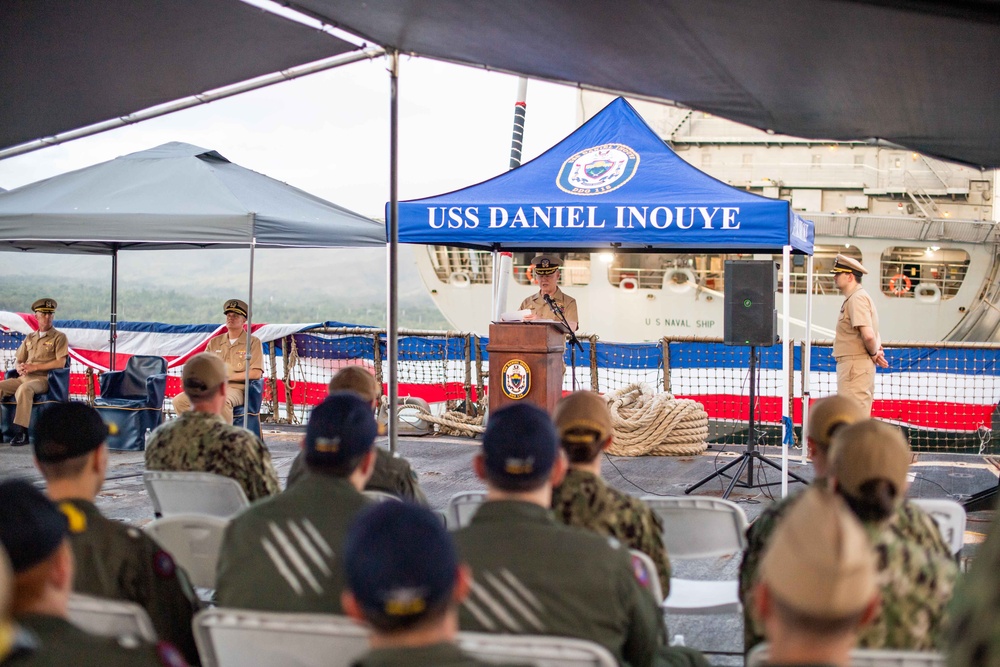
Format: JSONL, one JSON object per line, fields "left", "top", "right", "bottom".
{"left": 0, "top": 479, "right": 188, "bottom": 667}
{"left": 33, "top": 402, "right": 201, "bottom": 665}
{"left": 286, "top": 365, "right": 428, "bottom": 505}
{"left": 0, "top": 298, "right": 69, "bottom": 446}
{"left": 550, "top": 390, "right": 671, "bottom": 595}
{"left": 948, "top": 502, "right": 1000, "bottom": 667}
{"left": 171, "top": 299, "right": 264, "bottom": 425}
{"left": 216, "top": 393, "right": 377, "bottom": 613}
{"left": 751, "top": 487, "right": 880, "bottom": 667}
{"left": 453, "top": 403, "right": 708, "bottom": 667}
{"left": 828, "top": 420, "right": 957, "bottom": 650}
{"left": 740, "top": 394, "right": 867, "bottom": 653}
{"left": 145, "top": 353, "right": 279, "bottom": 502}
{"left": 518, "top": 254, "right": 579, "bottom": 331}
{"left": 343, "top": 502, "right": 527, "bottom": 667}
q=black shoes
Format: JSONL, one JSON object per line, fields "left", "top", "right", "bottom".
{"left": 10, "top": 426, "right": 28, "bottom": 446}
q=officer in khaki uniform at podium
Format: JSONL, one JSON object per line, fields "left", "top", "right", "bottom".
{"left": 172, "top": 298, "right": 263, "bottom": 425}
{"left": 519, "top": 254, "right": 579, "bottom": 331}
{"left": 831, "top": 255, "right": 888, "bottom": 415}
{"left": 0, "top": 298, "right": 69, "bottom": 446}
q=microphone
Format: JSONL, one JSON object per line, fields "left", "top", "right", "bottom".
{"left": 543, "top": 293, "right": 563, "bottom": 318}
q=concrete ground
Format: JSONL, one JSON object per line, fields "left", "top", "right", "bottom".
{"left": 1, "top": 426, "right": 996, "bottom": 665}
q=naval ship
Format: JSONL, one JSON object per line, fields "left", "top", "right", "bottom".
{"left": 414, "top": 91, "right": 998, "bottom": 343}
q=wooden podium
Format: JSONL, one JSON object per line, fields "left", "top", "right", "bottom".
{"left": 487, "top": 322, "right": 567, "bottom": 415}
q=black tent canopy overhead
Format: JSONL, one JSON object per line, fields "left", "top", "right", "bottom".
{"left": 293, "top": 0, "right": 1000, "bottom": 169}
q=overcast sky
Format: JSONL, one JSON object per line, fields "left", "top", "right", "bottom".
{"left": 0, "top": 56, "right": 580, "bottom": 221}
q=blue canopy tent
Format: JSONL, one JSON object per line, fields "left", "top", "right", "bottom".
{"left": 394, "top": 97, "right": 816, "bottom": 495}
{"left": 395, "top": 97, "right": 813, "bottom": 254}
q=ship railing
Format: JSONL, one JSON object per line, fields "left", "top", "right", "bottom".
{"left": 3, "top": 328, "right": 998, "bottom": 455}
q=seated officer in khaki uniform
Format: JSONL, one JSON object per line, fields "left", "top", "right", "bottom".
{"left": 519, "top": 254, "right": 579, "bottom": 331}
{"left": 172, "top": 299, "right": 263, "bottom": 425}
{"left": 0, "top": 298, "right": 69, "bottom": 446}
{"left": 751, "top": 487, "right": 879, "bottom": 666}
{"left": 831, "top": 255, "right": 888, "bottom": 415}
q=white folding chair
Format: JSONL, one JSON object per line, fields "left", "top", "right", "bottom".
{"left": 143, "top": 471, "right": 250, "bottom": 518}
{"left": 68, "top": 593, "right": 157, "bottom": 642}
{"left": 446, "top": 490, "right": 488, "bottom": 529}
{"left": 628, "top": 549, "right": 664, "bottom": 604}
{"left": 362, "top": 489, "right": 403, "bottom": 503}
{"left": 641, "top": 495, "right": 748, "bottom": 614}
{"left": 747, "top": 643, "right": 945, "bottom": 667}
{"left": 459, "top": 631, "right": 618, "bottom": 667}
{"left": 144, "top": 514, "right": 229, "bottom": 589}
{"left": 193, "top": 608, "right": 369, "bottom": 667}
{"left": 911, "top": 498, "right": 966, "bottom": 555}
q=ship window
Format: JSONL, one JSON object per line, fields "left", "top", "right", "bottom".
{"left": 427, "top": 246, "right": 494, "bottom": 285}
{"left": 879, "top": 246, "right": 969, "bottom": 300}
{"left": 606, "top": 253, "right": 730, "bottom": 291}
{"left": 512, "top": 252, "right": 590, "bottom": 287}
{"left": 773, "top": 245, "right": 863, "bottom": 295}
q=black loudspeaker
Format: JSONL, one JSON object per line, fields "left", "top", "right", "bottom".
{"left": 724, "top": 260, "right": 777, "bottom": 346}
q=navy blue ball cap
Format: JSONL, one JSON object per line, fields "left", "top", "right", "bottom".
{"left": 482, "top": 402, "right": 557, "bottom": 484}
{"left": 35, "top": 401, "right": 115, "bottom": 463}
{"left": 0, "top": 479, "right": 68, "bottom": 573}
{"left": 305, "top": 392, "right": 377, "bottom": 467}
{"left": 344, "top": 502, "right": 457, "bottom": 624}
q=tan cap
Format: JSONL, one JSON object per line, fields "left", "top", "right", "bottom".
{"left": 328, "top": 365, "right": 380, "bottom": 404}
{"left": 31, "top": 298, "right": 57, "bottom": 313}
{"left": 182, "top": 353, "right": 227, "bottom": 400}
{"left": 760, "top": 487, "right": 877, "bottom": 618}
{"left": 530, "top": 254, "right": 562, "bottom": 276}
{"left": 553, "top": 391, "right": 612, "bottom": 443}
{"left": 807, "top": 395, "right": 867, "bottom": 452}
{"left": 223, "top": 299, "right": 249, "bottom": 318}
{"left": 830, "top": 254, "right": 867, "bottom": 275}
{"left": 829, "top": 420, "right": 911, "bottom": 500}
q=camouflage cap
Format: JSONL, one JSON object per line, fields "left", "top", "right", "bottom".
{"left": 182, "top": 353, "right": 227, "bottom": 400}
{"left": 328, "top": 365, "right": 380, "bottom": 404}
{"left": 35, "top": 401, "right": 117, "bottom": 464}
{"left": 829, "top": 420, "right": 911, "bottom": 500}
{"left": 553, "top": 390, "right": 612, "bottom": 444}
{"left": 530, "top": 254, "right": 562, "bottom": 276}
{"left": 830, "top": 254, "right": 867, "bottom": 275}
{"left": 807, "top": 395, "right": 867, "bottom": 452}
{"left": 760, "top": 487, "right": 877, "bottom": 618}
{"left": 31, "top": 298, "right": 57, "bottom": 313}
{"left": 223, "top": 299, "right": 249, "bottom": 318}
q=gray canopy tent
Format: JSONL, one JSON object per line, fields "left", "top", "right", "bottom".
{"left": 0, "top": 141, "right": 385, "bottom": 418}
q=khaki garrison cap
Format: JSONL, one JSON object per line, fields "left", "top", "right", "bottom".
{"left": 830, "top": 420, "right": 912, "bottom": 501}
{"left": 182, "top": 353, "right": 227, "bottom": 400}
{"left": 807, "top": 395, "right": 867, "bottom": 452}
{"left": 530, "top": 254, "right": 562, "bottom": 276}
{"left": 553, "top": 391, "right": 613, "bottom": 443}
{"left": 31, "top": 298, "right": 57, "bottom": 313}
{"left": 760, "top": 487, "right": 877, "bottom": 618}
{"left": 223, "top": 299, "right": 249, "bottom": 318}
{"left": 830, "top": 254, "right": 868, "bottom": 275}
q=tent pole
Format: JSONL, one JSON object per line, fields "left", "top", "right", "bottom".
{"left": 243, "top": 227, "right": 256, "bottom": 430}
{"left": 387, "top": 50, "right": 400, "bottom": 455}
{"left": 781, "top": 245, "right": 791, "bottom": 497}
{"left": 110, "top": 245, "right": 119, "bottom": 372}
{"left": 801, "top": 254, "right": 814, "bottom": 465}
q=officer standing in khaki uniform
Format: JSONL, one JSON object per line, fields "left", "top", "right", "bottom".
{"left": 34, "top": 402, "right": 201, "bottom": 665}
{"left": 831, "top": 255, "right": 888, "bottom": 415}
{"left": 172, "top": 299, "right": 263, "bottom": 425}
{"left": 519, "top": 254, "right": 579, "bottom": 331}
{"left": 0, "top": 298, "right": 69, "bottom": 446}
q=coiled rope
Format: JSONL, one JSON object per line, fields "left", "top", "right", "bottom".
{"left": 605, "top": 383, "right": 708, "bottom": 456}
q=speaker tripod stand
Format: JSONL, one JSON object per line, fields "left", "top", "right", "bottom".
{"left": 685, "top": 346, "right": 809, "bottom": 500}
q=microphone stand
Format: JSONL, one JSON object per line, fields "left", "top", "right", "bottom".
{"left": 544, "top": 294, "right": 583, "bottom": 390}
